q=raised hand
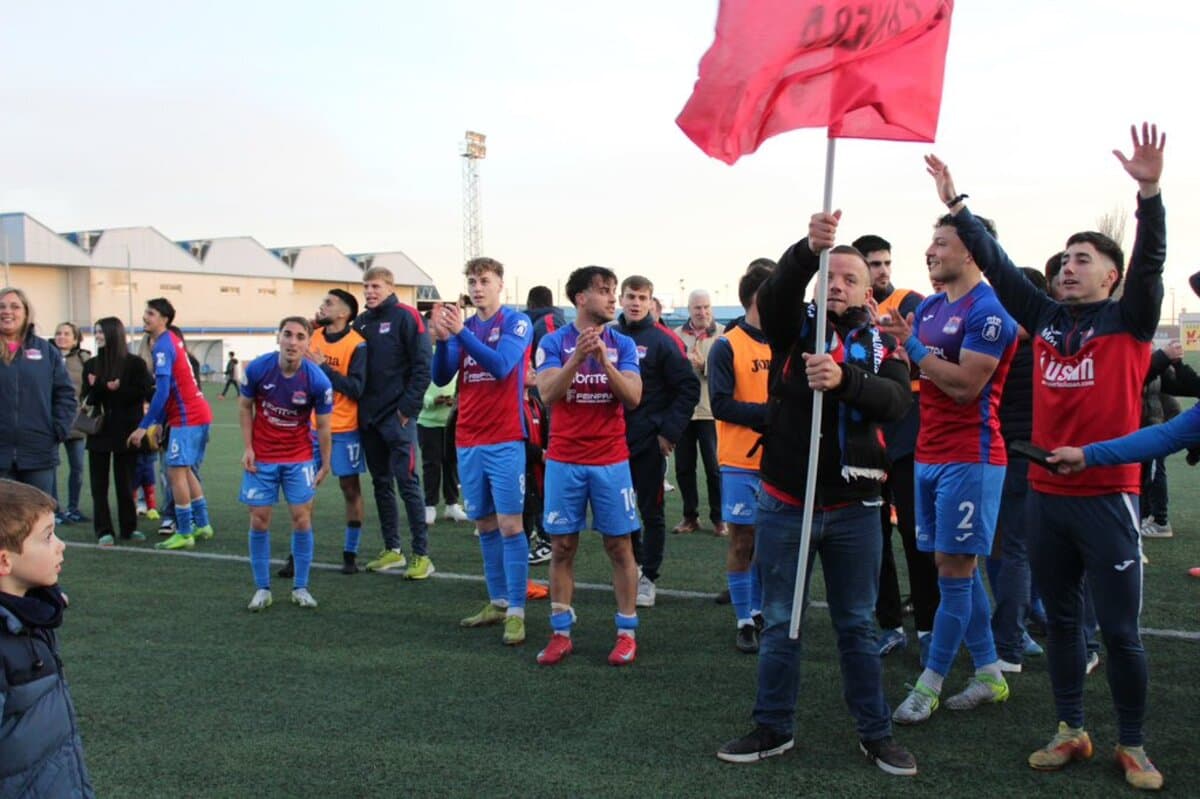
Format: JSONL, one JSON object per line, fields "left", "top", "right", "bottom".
{"left": 807, "top": 210, "right": 842, "bottom": 253}
{"left": 1113, "top": 122, "right": 1165, "bottom": 192}
{"left": 878, "top": 311, "right": 915, "bottom": 345}
{"left": 924, "top": 154, "right": 959, "bottom": 206}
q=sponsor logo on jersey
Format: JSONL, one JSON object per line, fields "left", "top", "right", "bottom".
{"left": 981, "top": 315, "right": 1003, "bottom": 342}
{"left": 922, "top": 313, "right": 936, "bottom": 322}
{"left": 1040, "top": 352, "right": 1095, "bottom": 388}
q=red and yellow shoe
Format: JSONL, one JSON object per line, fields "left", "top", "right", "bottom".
{"left": 526, "top": 580, "right": 549, "bottom": 600}
{"left": 1115, "top": 745, "right": 1163, "bottom": 791}
{"left": 1028, "top": 722, "right": 1093, "bottom": 770}
{"left": 537, "top": 634, "right": 574, "bottom": 666}
{"left": 608, "top": 633, "right": 637, "bottom": 666}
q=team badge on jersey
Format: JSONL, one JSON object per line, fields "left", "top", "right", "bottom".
{"left": 636, "top": 345, "right": 648, "bottom": 360}
{"left": 488, "top": 326, "right": 501, "bottom": 343}
{"left": 292, "top": 391, "right": 308, "bottom": 405}
{"left": 24, "top": 349, "right": 42, "bottom": 360}
{"left": 982, "top": 315, "right": 1003, "bottom": 342}
{"left": 535, "top": 347, "right": 546, "bottom": 367}
{"left": 942, "top": 316, "right": 962, "bottom": 335}
{"left": 514, "top": 319, "right": 529, "bottom": 338}
{"left": 380, "top": 322, "right": 391, "bottom": 334}
{"left": 155, "top": 352, "right": 166, "bottom": 367}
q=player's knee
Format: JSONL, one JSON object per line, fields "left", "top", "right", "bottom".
{"left": 249, "top": 508, "right": 272, "bottom": 528}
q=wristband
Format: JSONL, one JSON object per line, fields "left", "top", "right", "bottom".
{"left": 946, "top": 193, "right": 968, "bottom": 208}
{"left": 904, "top": 337, "right": 930, "bottom": 363}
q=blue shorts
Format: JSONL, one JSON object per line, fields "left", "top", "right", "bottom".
{"left": 458, "top": 441, "right": 526, "bottom": 519}
{"left": 543, "top": 459, "right": 639, "bottom": 536}
{"left": 240, "top": 462, "right": 318, "bottom": 507}
{"left": 165, "top": 424, "right": 209, "bottom": 468}
{"left": 312, "top": 430, "right": 367, "bottom": 478}
{"left": 721, "top": 468, "right": 759, "bottom": 524}
{"left": 915, "top": 462, "right": 1005, "bottom": 556}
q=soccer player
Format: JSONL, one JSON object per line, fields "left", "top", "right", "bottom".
{"left": 534, "top": 265, "right": 642, "bottom": 666}
{"left": 852, "top": 234, "right": 938, "bottom": 662}
{"left": 240, "top": 317, "right": 333, "bottom": 611}
{"left": 883, "top": 210, "right": 1018, "bottom": 724}
{"left": 614, "top": 275, "right": 699, "bottom": 609}
{"left": 926, "top": 123, "right": 1167, "bottom": 790}
{"left": 716, "top": 212, "right": 915, "bottom": 775}
{"left": 708, "top": 262, "right": 772, "bottom": 653}
{"left": 280, "top": 289, "right": 369, "bottom": 577}
{"left": 353, "top": 266, "right": 434, "bottom": 579}
{"left": 431, "top": 257, "right": 534, "bottom": 646}
{"left": 128, "top": 298, "right": 214, "bottom": 551}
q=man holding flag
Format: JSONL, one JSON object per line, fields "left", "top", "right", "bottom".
{"left": 716, "top": 213, "right": 915, "bottom": 775}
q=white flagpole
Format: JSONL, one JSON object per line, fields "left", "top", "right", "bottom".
{"left": 789, "top": 136, "right": 837, "bottom": 640}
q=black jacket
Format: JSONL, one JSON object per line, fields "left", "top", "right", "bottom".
{"left": 0, "top": 587, "right": 94, "bottom": 798}
{"left": 999, "top": 337, "right": 1034, "bottom": 445}
{"left": 758, "top": 239, "right": 912, "bottom": 505}
{"left": 615, "top": 313, "right": 701, "bottom": 455}
{"left": 80, "top": 353, "right": 156, "bottom": 453}
{"left": 0, "top": 330, "right": 77, "bottom": 471}
{"left": 353, "top": 294, "right": 432, "bottom": 434}
{"left": 528, "top": 306, "right": 566, "bottom": 354}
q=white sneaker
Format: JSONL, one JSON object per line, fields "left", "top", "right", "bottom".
{"left": 291, "top": 588, "right": 319, "bottom": 609}
{"left": 998, "top": 658, "right": 1023, "bottom": 674}
{"left": 444, "top": 503, "right": 468, "bottom": 522}
{"left": 1140, "top": 519, "right": 1173, "bottom": 538}
{"left": 636, "top": 574, "right": 656, "bottom": 608}
{"left": 663, "top": 480, "right": 675, "bottom": 493}
{"left": 136, "top": 500, "right": 148, "bottom": 516}
{"left": 424, "top": 506, "right": 436, "bottom": 525}
{"left": 247, "top": 589, "right": 273, "bottom": 612}
{"left": 1085, "top": 651, "right": 1101, "bottom": 675}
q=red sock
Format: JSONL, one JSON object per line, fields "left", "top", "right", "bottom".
{"left": 144, "top": 485, "right": 156, "bottom": 510}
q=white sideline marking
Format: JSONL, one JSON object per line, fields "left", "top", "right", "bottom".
{"left": 67, "top": 542, "right": 1200, "bottom": 641}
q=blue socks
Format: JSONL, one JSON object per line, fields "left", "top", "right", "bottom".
{"left": 190, "top": 496, "right": 210, "bottom": 529}
{"left": 926, "top": 575, "right": 972, "bottom": 676}
{"left": 728, "top": 570, "right": 753, "bottom": 625}
{"left": 551, "top": 607, "right": 574, "bottom": 637}
{"left": 478, "top": 530, "right": 506, "bottom": 605}
{"left": 344, "top": 522, "right": 362, "bottom": 554}
{"left": 291, "top": 530, "right": 314, "bottom": 590}
{"left": 175, "top": 504, "right": 194, "bottom": 537}
{"left": 249, "top": 530, "right": 271, "bottom": 589}
{"left": 616, "top": 612, "right": 639, "bottom": 638}
{"left": 502, "top": 533, "right": 529, "bottom": 614}
{"left": 964, "top": 569, "right": 999, "bottom": 668}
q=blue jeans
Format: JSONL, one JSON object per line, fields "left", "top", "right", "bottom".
{"left": 51, "top": 438, "right": 87, "bottom": 513}
{"left": 0, "top": 466, "right": 56, "bottom": 498}
{"left": 991, "top": 458, "right": 1031, "bottom": 663}
{"left": 753, "top": 493, "right": 891, "bottom": 742}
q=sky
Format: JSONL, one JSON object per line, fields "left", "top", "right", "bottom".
{"left": 3, "top": 1, "right": 1200, "bottom": 317}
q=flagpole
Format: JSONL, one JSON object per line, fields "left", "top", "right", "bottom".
{"left": 789, "top": 135, "right": 836, "bottom": 640}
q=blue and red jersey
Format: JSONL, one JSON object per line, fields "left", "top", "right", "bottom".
{"left": 142, "top": 330, "right": 212, "bottom": 430}
{"left": 535, "top": 324, "right": 640, "bottom": 466}
{"left": 913, "top": 281, "right": 1017, "bottom": 466}
{"left": 432, "top": 308, "right": 532, "bottom": 448}
{"left": 241, "top": 353, "right": 333, "bottom": 464}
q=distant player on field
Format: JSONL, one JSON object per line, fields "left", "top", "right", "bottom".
{"left": 240, "top": 317, "right": 333, "bottom": 611}
{"left": 534, "top": 266, "right": 643, "bottom": 666}
{"left": 431, "top": 257, "right": 534, "bottom": 646}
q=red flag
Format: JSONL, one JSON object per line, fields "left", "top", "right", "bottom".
{"left": 677, "top": 0, "right": 955, "bottom": 164}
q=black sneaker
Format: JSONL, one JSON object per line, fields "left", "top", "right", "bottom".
{"left": 859, "top": 736, "right": 917, "bottom": 776}
{"left": 528, "top": 538, "right": 552, "bottom": 566}
{"left": 736, "top": 624, "right": 760, "bottom": 654}
{"left": 714, "top": 589, "right": 732, "bottom": 605}
{"left": 278, "top": 555, "right": 295, "bottom": 578}
{"left": 157, "top": 519, "right": 177, "bottom": 536}
{"left": 716, "top": 726, "right": 794, "bottom": 763}
{"left": 341, "top": 551, "right": 359, "bottom": 575}
{"left": 753, "top": 612, "right": 765, "bottom": 633}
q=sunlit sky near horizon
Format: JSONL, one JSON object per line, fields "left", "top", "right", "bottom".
{"left": 3, "top": 1, "right": 1200, "bottom": 316}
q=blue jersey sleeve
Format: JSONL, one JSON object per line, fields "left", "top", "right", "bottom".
{"left": 536, "top": 330, "right": 563, "bottom": 373}
{"left": 432, "top": 336, "right": 462, "bottom": 387}
{"left": 310, "top": 363, "right": 334, "bottom": 415}
{"left": 140, "top": 336, "right": 176, "bottom": 428}
{"left": 962, "top": 296, "right": 1017, "bottom": 359}
{"left": 1084, "top": 403, "right": 1200, "bottom": 467}
{"left": 455, "top": 311, "right": 532, "bottom": 379}
{"left": 240, "top": 356, "right": 267, "bottom": 399}
{"left": 616, "top": 332, "right": 640, "bottom": 374}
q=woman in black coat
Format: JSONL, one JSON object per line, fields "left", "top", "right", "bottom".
{"left": 81, "top": 317, "right": 155, "bottom": 545}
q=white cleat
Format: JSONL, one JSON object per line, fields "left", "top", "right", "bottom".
{"left": 247, "top": 589, "right": 273, "bottom": 612}
{"left": 892, "top": 683, "right": 939, "bottom": 725}
{"left": 290, "top": 588, "right": 319, "bottom": 609}
{"left": 443, "top": 503, "right": 468, "bottom": 522}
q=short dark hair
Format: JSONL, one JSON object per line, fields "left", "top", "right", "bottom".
{"left": 279, "top": 316, "right": 313, "bottom": 335}
{"left": 1064, "top": 231, "right": 1125, "bottom": 295}
{"left": 146, "top": 297, "right": 176, "bottom": 325}
{"left": 1044, "top": 251, "right": 1064, "bottom": 283}
{"left": 464, "top": 257, "right": 504, "bottom": 279}
{"left": 565, "top": 266, "right": 617, "bottom": 306}
{"left": 620, "top": 275, "right": 654, "bottom": 295}
{"left": 851, "top": 235, "right": 891, "bottom": 256}
{"left": 1019, "top": 266, "right": 1049, "bottom": 295}
{"left": 526, "top": 285, "right": 553, "bottom": 309}
{"left": 935, "top": 214, "right": 997, "bottom": 240}
{"left": 0, "top": 479, "right": 57, "bottom": 554}
{"left": 738, "top": 263, "right": 773, "bottom": 309}
{"left": 327, "top": 288, "right": 359, "bottom": 320}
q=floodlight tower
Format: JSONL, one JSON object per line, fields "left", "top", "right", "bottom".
{"left": 461, "top": 131, "right": 486, "bottom": 264}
